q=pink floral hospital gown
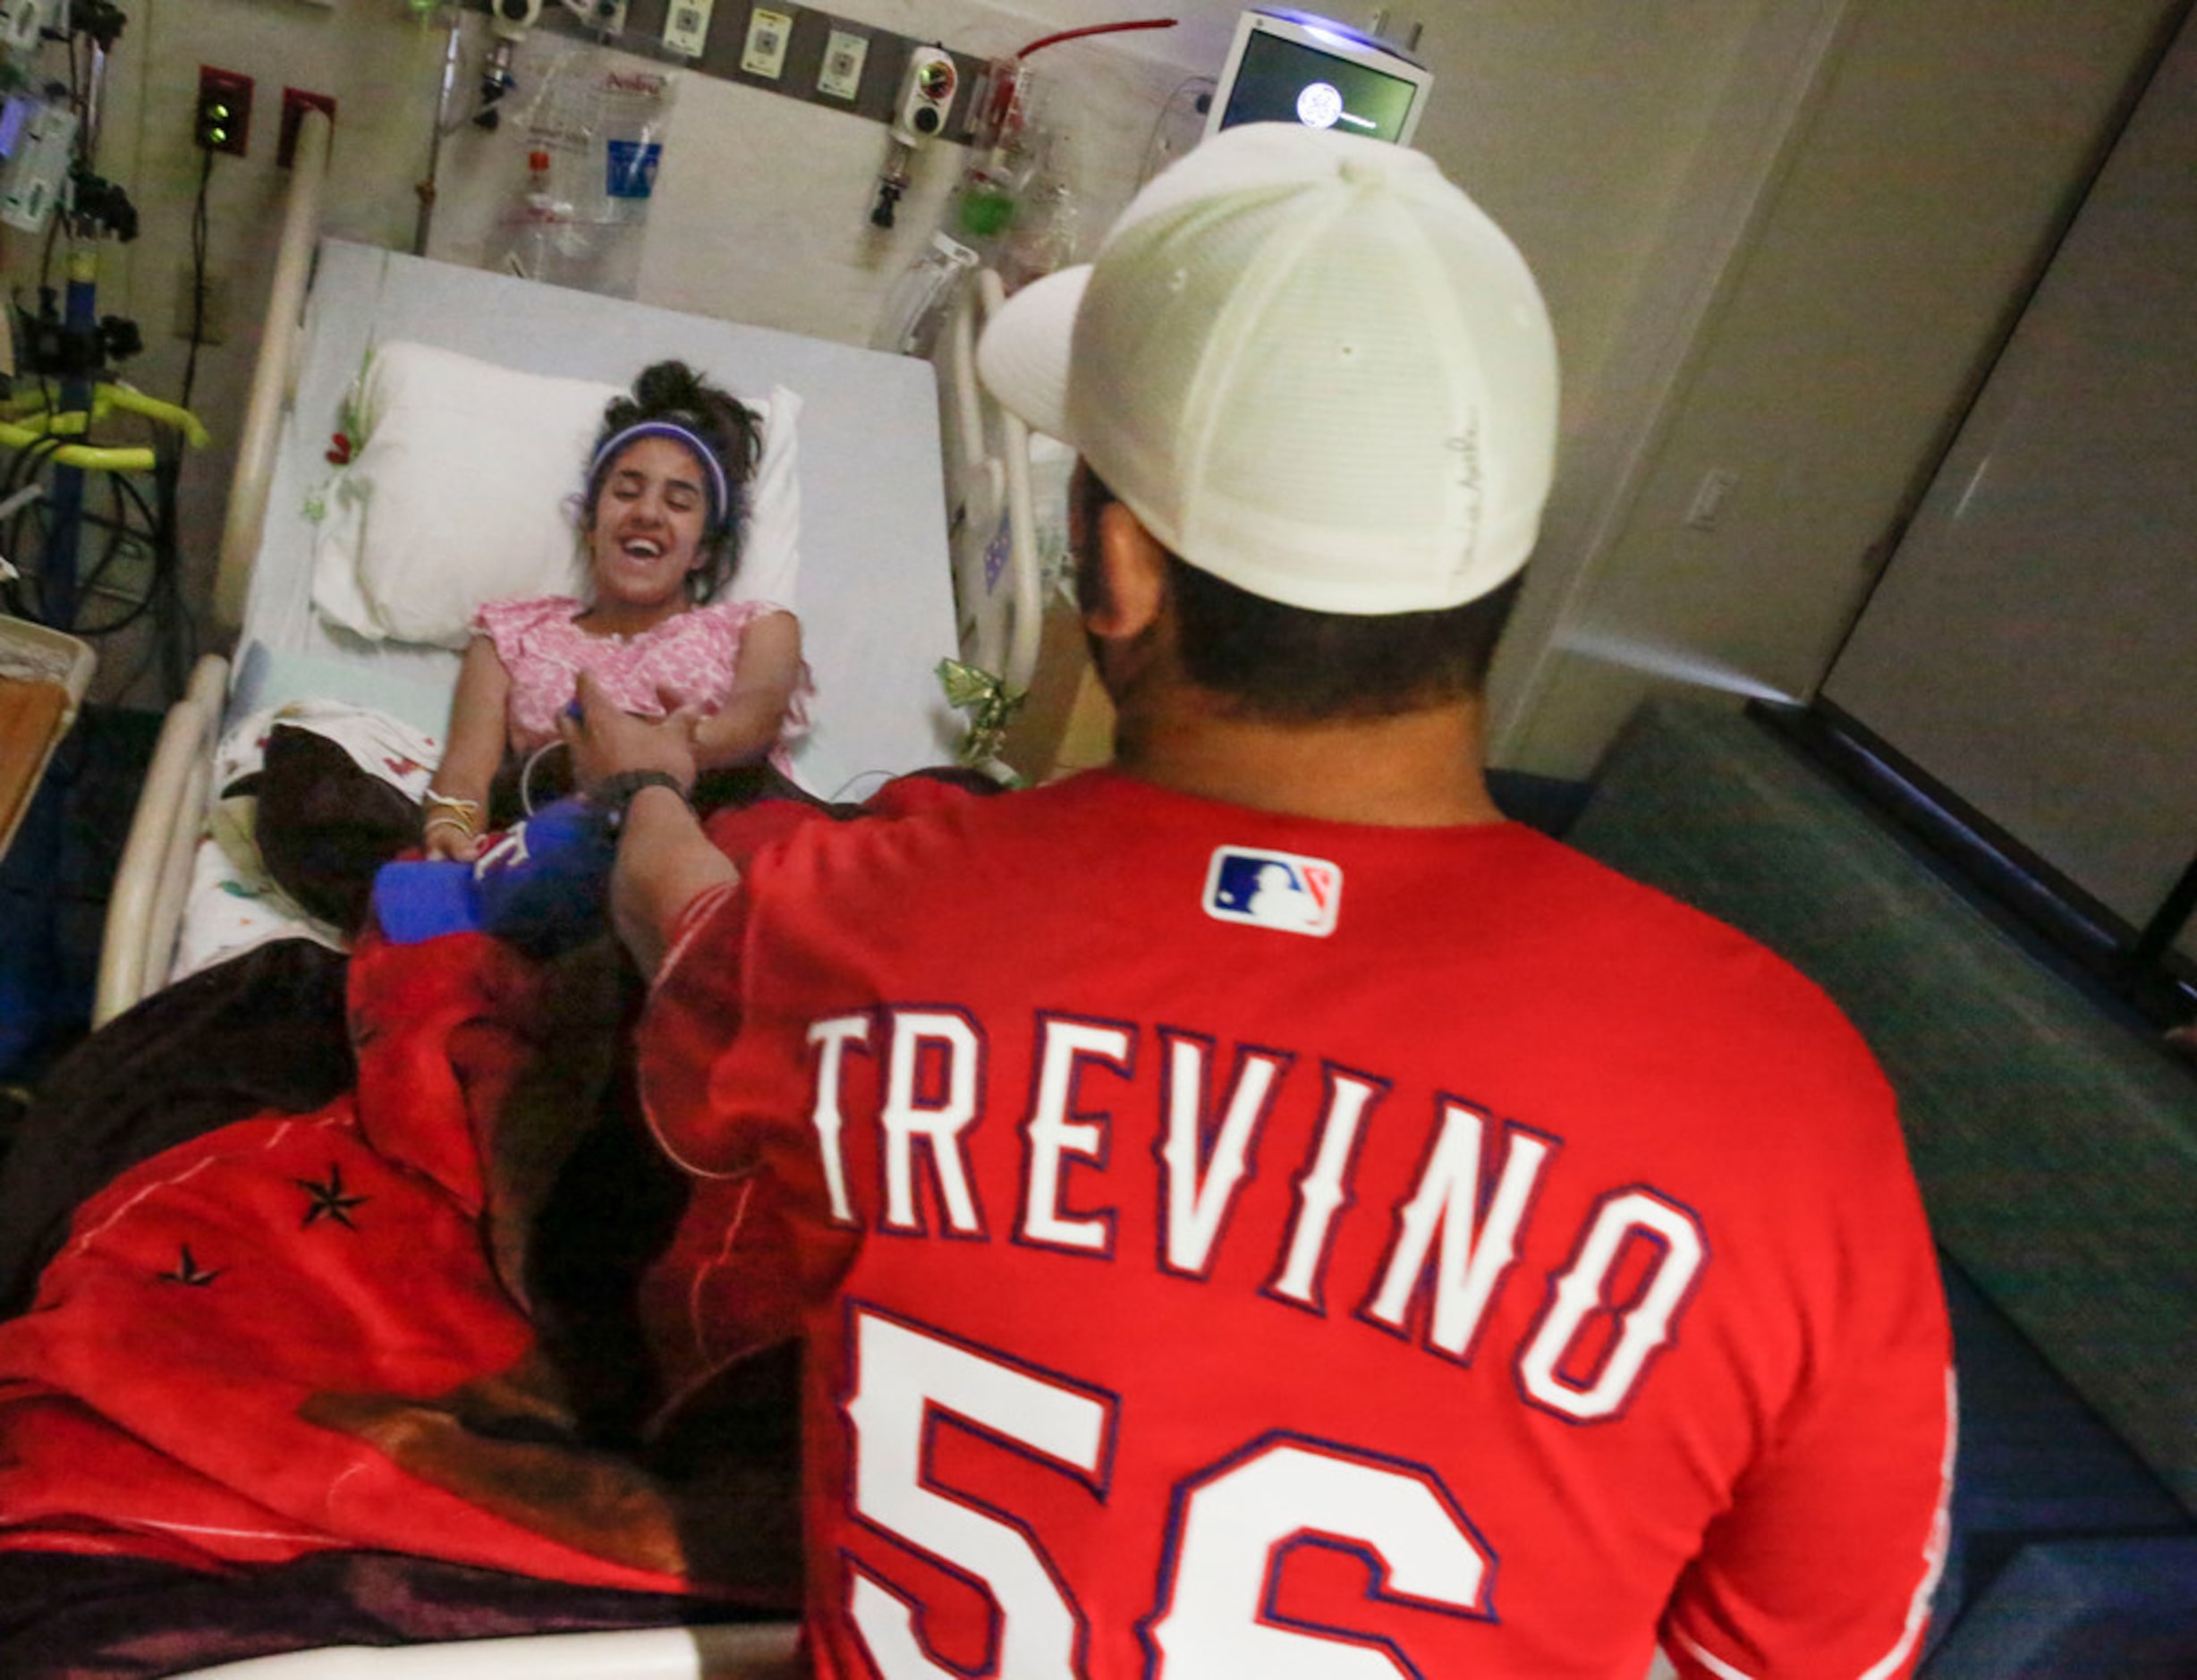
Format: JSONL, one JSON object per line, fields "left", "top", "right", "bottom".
{"left": 473, "top": 594, "right": 811, "bottom": 773}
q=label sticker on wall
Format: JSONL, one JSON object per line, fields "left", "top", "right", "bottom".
{"left": 605, "top": 140, "right": 662, "bottom": 199}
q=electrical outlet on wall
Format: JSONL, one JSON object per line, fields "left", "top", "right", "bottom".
{"left": 195, "top": 66, "right": 252, "bottom": 157}
{"left": 560, "top": 0, "right": 627, "bottom": 34}
{"left": 1684, "top": 468, "right": 1741, "bottom": 531}
{"left": 818, "top": 27, "right": 868, "bottom": 99}
{"left": 741, "top": 6, "right": 793, "bottom": 79}
{"left": 98, "top": 536, "right": 157, "bottom": 601}
{"left": 661, "top": 0, "right": 712, "bottom": 56}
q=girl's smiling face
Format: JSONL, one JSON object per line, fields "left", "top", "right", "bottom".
{"left": 585, "top": 435, "right": 713, "bottom": 618}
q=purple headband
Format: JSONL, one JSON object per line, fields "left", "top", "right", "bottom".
{"left": 587, "top": 420, "right": 732, "bottom": 533}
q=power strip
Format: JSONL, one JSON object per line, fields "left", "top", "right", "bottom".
{"left": 462, "top": 0, "right": 979, "bottom": 137}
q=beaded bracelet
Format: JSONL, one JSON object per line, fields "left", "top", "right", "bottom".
{"left": 422, "top": 791, "right": 481, "bottom": 822}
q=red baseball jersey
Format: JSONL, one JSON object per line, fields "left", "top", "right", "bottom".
{"left": 638, "top": 769, "right": 1953, "bottom": 1679}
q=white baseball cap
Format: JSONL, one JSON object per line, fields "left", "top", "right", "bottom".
{"left": 979, "top": 123, "right": 1559, "bottom": 615}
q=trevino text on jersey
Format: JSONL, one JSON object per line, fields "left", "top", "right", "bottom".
{"left": 803, "top": 1006, "right": 1709, "bottom": 1423}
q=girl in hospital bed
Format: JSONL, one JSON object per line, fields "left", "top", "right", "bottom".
{"left": 420, "top": 361, "right": 810, "bottom": 861}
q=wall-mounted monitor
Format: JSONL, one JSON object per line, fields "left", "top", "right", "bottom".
{"left": 1205, "top": 8, "right": 1431, "bottom": 146}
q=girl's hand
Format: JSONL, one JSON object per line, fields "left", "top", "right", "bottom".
{"left": 423, "top": 819, "right": 484, "bottom": 863}
{"left": 664, "top": 698, "right": 708, "bottom": 748}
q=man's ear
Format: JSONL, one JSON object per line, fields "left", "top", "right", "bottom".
{"left": 1084, "top": 500, "right": 1168, "bottom": 642}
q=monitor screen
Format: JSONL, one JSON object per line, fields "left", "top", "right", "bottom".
{"left": 1208, "top": 10, "right": 1429, "bottom": 145}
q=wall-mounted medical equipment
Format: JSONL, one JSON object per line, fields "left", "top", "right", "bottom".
{"left": 471, "top": 0, "right": 543, "bottom": 132}
{"left": 870, "top": 42, "right": 954, "bottom": 227}
{"left": 660, "top": 0, "right": 713, "bottom": 57}
{"left": 894, "top": 43, "right": 957, "bottom": 144}
{"left": 0, "top": 0, "right": 62, "bottom": 55}
{"left": 559, "top": 0, "right": 627, "bottom": 38}
{"left": 870, "top": 17, "right": 1175, "bottom": 351}
{"left": 0, "top": 92, "right": 76, "bottom": 233}
{"left": 1206, "top": 7, "right": 1429, "bottom": 144}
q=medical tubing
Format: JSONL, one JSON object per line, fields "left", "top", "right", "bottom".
{"left": 1013, "top": 18, "right": 1178, "bottom": 58}
{"left": 181, "top": 147, "right": 216, "bottom": 415}
{"left": 148, "top": 429, "right": 196, "bottom": 697}
{"left": 520, "top": 739, "right": 567, "bottom": 815}
{"left": 61, "top": 471, "right": 165, "bottom": 639}
{"left": 0, "top": 388, "right": 182, "bottom": 644}
{"left": 0, "top": 432, "right": 71, "bottom": 623}
{"left": 73, "top": 483, "right": 128, "bottom": 599}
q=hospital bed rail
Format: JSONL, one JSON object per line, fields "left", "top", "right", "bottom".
{"left": 217, "top": 106, "right": 332, "bottom": 639}
{"left": 92, "top": 649, "right": 227, "bottom": 1024}
{"left": 937, "top": 267, "right": 1043, "bottom": 697}
{"left": 92, "top": 108, "right": 331, "bottom": 1025}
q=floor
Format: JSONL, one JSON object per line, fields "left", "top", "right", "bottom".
{"left": 0, "top": 705, "right": 161, "bottom": 1131}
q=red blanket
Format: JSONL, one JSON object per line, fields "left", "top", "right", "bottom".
{"left": 0, "top": 777, "right": 996, "bottom": 1626}
{"left": 0, "top": 926, "right": 753, "bottom": 1594}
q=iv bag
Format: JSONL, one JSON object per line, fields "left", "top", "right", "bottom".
{"left": 511, "top": 45, "right": 680, "bottom": 299}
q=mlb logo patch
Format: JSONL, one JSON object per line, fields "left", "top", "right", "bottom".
{"left": 1204, "top": 845, "right": 1343, "bottom": 938}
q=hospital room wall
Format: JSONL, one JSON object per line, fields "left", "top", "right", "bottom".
{"left": 22, "top": 0, "right": 1217, "bottom": 704}
{"left": 18, "top": 1, "right": 2167, "bottom": 781}
{"left": 28, "top": 0, "right": 1755, "bottom": 720}
{"left": 1484, "top": 0, "right": 2189, "bottom": 777}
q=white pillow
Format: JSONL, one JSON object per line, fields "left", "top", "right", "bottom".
{"left": 310, "top": 341, "right": 802, "bottom": 649}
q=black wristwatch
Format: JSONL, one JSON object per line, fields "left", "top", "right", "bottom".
{"left": 592, "top": 769, "right": 691, "bottom": 832}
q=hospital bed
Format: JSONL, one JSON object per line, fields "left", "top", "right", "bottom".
{"left": 0, "top": 114, "right": 1062, "bottom": 1678}
{"left": 95, "top": 160, "right": 1068, "bottom": 1022}
{"left": 96, "top": 116, "right": 989, "bottom": 1023}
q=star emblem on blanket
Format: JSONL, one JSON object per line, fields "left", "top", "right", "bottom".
{"left": 295, "top": 1163, "right": 370, "bottom": 1230}
{"left": 157, "top": 1244, "right": 224, "bottom": 1287}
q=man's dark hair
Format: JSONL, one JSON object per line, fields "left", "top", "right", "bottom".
{"left": 1077, "top": 471, "right": 1523, "bottom": 723}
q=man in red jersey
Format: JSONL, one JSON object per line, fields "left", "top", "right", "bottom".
{"left": 569, "top": 122, "right": 1953, "bottom": 1680}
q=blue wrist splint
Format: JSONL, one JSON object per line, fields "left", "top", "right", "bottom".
{"left": 373, "top": 794, "right": 617, "bottom": 957}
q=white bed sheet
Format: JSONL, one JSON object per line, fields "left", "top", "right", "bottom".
{"left": 242, "top": 240, "right": 962, "bottom": 802}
